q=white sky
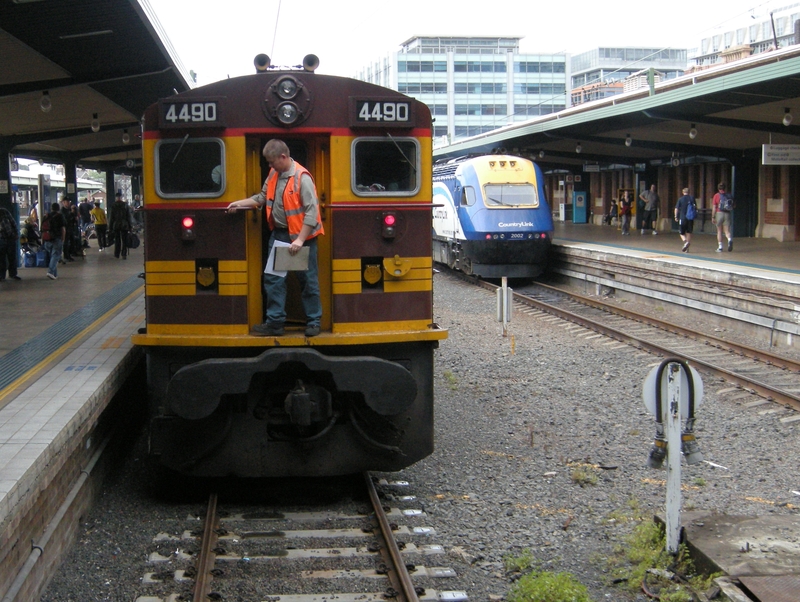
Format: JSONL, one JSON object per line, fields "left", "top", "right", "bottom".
{"left": 146, "top": 0, "right": 788, "bottom": 86}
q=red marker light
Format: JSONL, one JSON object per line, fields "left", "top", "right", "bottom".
{"left": 181, "top": 214, "right": 196, "bottom": 240}
{"left": 381, "top": 211, "right": 397, "bottom": 239}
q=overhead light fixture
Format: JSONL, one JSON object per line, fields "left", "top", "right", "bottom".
{"left": 40, "top": 91, "right": 52, "bottom": 113}
{"left": 59, "top": 30, "right": 114, "bottom": 40}
{"left": 783, "top": 107, "right": 793, "bottom": 126}
{"left": 538, "top": 150, "right": 545, "bottom": 159}
{"left": 91, "top": 113, "right": 100, "bottom": 133}
{"left": 575, "top": 142, "right": 582, "bottom": 154}
{"left": 689, "top": 124, "right": 698, "bottom": 139}
{"left": 624, "top": 134, "right": 632, "bottom": 147}
{"left": 122, "top": 129, "right": 130, "bottom": 144}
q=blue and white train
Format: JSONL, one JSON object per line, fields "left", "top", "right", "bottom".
{"left": 432, "top": 155, "right": 553, "bottom": 278}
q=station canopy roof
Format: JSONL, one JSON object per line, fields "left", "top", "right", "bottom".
{"left": 0, "top": 0, "right": 193, "bottom": 169}
{"left": 434, "top": 45, "right": 800, "bottom": 169}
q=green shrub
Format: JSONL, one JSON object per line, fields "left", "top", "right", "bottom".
{"left": 507, "top": 570, "right": 593, "bottom": 602}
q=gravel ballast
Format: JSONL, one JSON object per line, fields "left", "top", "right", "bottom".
{"left": 40, "top": 270, "right": 799, "bottom": 601}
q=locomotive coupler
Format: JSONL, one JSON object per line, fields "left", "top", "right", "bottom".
{"left": 284, "top": 379, "right": 332, "bottom": 426}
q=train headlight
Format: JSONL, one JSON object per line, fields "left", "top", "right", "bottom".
{"left": 276, "top": 102, "right": 299, "bottom": 125}
{"left": 276, "top": 77, "right": 299, "bottom": 99}
{"left": 181, "top": 215, "right": 196, "bottom": 240}
{"left": 382, "top": 212, "right": 397, "bottom": 239}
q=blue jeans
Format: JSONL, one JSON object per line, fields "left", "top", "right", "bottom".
{"left": 45, "top": 239, "right": 63, "bottom": 277}
{"left": 263, "top": 231, "right": 321, "bottom": 326}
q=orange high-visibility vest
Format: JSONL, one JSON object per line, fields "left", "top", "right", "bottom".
{"left": 264, "top": 163, "right": 324, "bottom": 240}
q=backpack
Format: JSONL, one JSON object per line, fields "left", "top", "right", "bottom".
{"left": 718, "top": 192, "right": 734, "bottom": 212}
{"left": 41, "top": 214, "right": 53, "bottom": 241}
{"left": 0, "top": 210, "right": 15, "bottom": 240}
{"left": 686, "top": 199, "right": 697, "bottom": 220}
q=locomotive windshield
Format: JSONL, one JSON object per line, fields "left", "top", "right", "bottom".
{"left": 155, "top": 137, "right": 225, "bottom": 198}
{"left": 484, "top": 183, "right": 539, "bottom": 208}
{"left": 352, "top": 137, "right": 420, "bottom": 196}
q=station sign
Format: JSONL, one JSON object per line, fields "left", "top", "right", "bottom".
{"left": 762, "top": 144, "right": 800, "bottom": 165}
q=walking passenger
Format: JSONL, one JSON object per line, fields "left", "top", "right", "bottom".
{"left": 90, "top": 202, "right": 108, "bottom": 250}
{"left": 639, "top": 184, "right": 659, "bottom": 234}
{"left": 43, "top": 202, "right": 65, "bottom": 280}
{"left": 712, "top": 183, "right": 734, "bottom": 252}
{"left": 674, "top": 188, "right": 696, "bottom": 253}
{"left": 109, "top": 191, "right": 130, "bottom": 260}
{"left": 619, "top": 191, "right": 633, "bottom": 235}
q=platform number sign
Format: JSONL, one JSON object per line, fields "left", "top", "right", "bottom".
{"left": 159, "top": 99, "right": 224, "bottom": 128}
{"left": 351, "top": 98, "right": 416, "bottom": 128}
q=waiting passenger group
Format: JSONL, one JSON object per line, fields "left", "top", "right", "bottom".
{"left": 0, "top": 191, "right": 138, "bottom": 283}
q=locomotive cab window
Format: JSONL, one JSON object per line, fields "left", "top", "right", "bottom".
{"left": 484, "top": 183, "right": 539, "bottom": 208}
{"left": 352, "top": 137, "right": 420, "bottom": 196}
{"left": 461, "top": 186, "right": 476, "bottom": 206}
{"left": 156, "top": 137, "right": 225, "bottom": 198}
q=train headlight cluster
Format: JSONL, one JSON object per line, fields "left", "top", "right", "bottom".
{"left": 264, "top": 75, "right": 313, "bottom": 127}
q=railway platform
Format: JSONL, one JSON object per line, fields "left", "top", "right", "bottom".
{"left": 0, "top": 243, "right": 144, "bottom": 601}
{"left": 552, "top": 221, "right": 800, "bottom": 281}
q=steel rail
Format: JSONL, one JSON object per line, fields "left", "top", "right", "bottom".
{"left": 364, "top": 473, "right": 420, "bottom": 602}
{"left": 468, "top": 276, "right": 800, "bottom": 411}
{"left": 192, "top": 492, "right": 220, "bottom": 602}
{"left": 534, "top": 281, "right": 800, "bottom": 372}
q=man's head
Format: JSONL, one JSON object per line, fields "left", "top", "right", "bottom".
{"left": 115, "top": 191, "right": 123, "bottom": 202}
{"left": 650, "top": 184, "right": 656, "bottom": 191}
{"left": 262, "top": 139, "right": 292, "bottom": 173}
{"left": 718, "top": 183, "right": 726, "bottom": 191}
{"left": 682, "top": 188, "right": 689, "bottom": 195}
{"left": 94, "top": 202, "right": 100, "bottom": 208}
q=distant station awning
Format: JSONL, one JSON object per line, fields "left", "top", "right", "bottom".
{"left": 434, "top": 45, "right": 800, "bottom": 167}
{"left": 0, "top": 0, "right": 193, "bottom": 168}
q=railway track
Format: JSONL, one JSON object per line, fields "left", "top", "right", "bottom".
{"left": 135, "top": 475, "right": 467, "bottom": 602}
{"left": 461, "top": 273, "right": 800, "bottom": 415}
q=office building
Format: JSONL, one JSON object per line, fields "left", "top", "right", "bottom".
{"left": 570, "top": 47, "right": 688, "bottom": 105}
{"left": 693, "top": 3, "right": 800, "bottom": 67}
{"left": 356, "top": 36, "right": 567, "bottom": 144}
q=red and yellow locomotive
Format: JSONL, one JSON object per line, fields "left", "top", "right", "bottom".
{"left": 132, "top": 55, "right": 446, "bottom": 477}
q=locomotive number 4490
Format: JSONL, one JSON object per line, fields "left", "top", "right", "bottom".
{"left": 164, "top": 102, "right": 217, "bottom": 123}
{"left": 357, "top": 101, "right": 409, "bottom": 122}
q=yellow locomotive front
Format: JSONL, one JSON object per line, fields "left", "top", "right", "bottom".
{"left": 132, "top": 58, "right": 446, "bottom": 477}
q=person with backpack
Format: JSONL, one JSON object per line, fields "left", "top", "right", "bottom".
{"left": 712, "top": 182, "right": 734, "bottom": 252}
{"left": 674, "top": 187, "right": 697, "bottom": 253}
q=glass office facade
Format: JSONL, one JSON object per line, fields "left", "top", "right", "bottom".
{"left": 357, "top": 37, "right": 567, "bottom": 144}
